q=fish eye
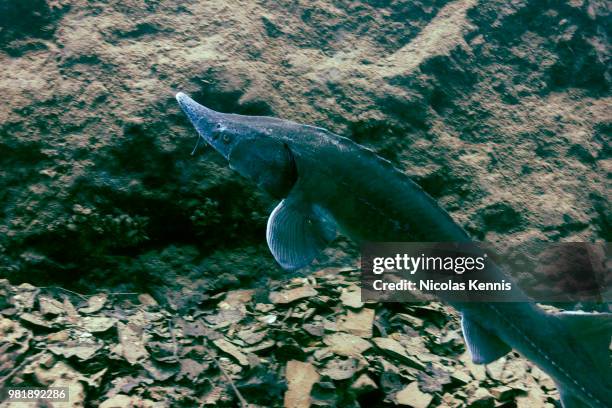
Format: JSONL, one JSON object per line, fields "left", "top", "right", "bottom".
{"left": 222, "top": 134, "right": 231, "bottom": 143}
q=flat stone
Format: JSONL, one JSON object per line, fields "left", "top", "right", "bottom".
{"left": 485, "top": 357, "right": 506, "bottom": 380}
{"left": 531, "top": 366, "right": 556, "bottom": 391}
{"left": 460, "top": 352, "right": 486, "bottom": 381}
{"left": 337, "top": 308, "right": 375, "bottom": 338}
{"left": 500, "top": 358, "right": 529, "bottom": 382}
{"left": 320, "top": 358, "right": 361, "bottom": 380}
{"left": 235, "top": 328, "right": 267, "bottom": 345}
{"left": 48, "top": 341, "right": 103, "bottom": 361}
{"left": 372, "top": 337, "right": 426, "bottom": 371}
{"left": 255, "top": 303, "right": 274, "bottom": 313}
{"left": 204, "top": 308, "right": 245, "bottom": 326}
{"left": 350, "top": 373, "right": 378, "bottom": 394}
{"left": 323, "top": 318, "right": 339, "bottom": 332}
{"left": 33, "top": 361, "right": 86, "bottom": 407}
{"left": 14, "top": 284, "right": 38, "bottom": 310}
{"left": 100, "top": 394, "right": 157, "bottom": 408}
{"left": 81, "top": 316, "right": 117, "bottom": 333}
{"left": 440, "top": 392, "right": 464, "bottom": 407}
{"left": 340, "top": 285, "right": 364, "bottom": 308}
{"left": 142, "top": 360, "right": 179, "bottom": 381}
{"left": 242, "top": 340, "right": 275, "bottom": 354}
{"left": 313, "top": 347, "right": 333, "bottom": 361}
{"left": 178, "top": 358, "right": 208, "bottom": 382}
{"left": 257, "top": 314, "right": 277, "bottom": 324}
{"left": 224, "top": 289, "right": 255, "bottom": 306}
{"left": 390, "top": 332, "right": 430, "bottom": 355}
{"left": 0, "top": 318, "right": 29, "bottom": 347}
{"left": 137, "top": 293, "right": 158, "bottom": 308}
{"left": 38, "top": 296, "right": 65, "bottom": 315}
{"left": 284, "top": 360, "right": 320, "bottom": 408}
{"left": 269, "top": 286, "right": 318, "bottom": 304}
{"left": 323, "top": 332, "right": 372, "bottom": 357}
{"left": 20, "top": 312, "right": 52, "bottom": 328}
{"left": 117, "top": 322, "right": 149, "bottom": 365}
{"left": 392, "top": 313, "right": 424, "bottom": 328}
{"left": 79, "top": 294, "right": 107, "bottom": 314}
{"left": 467, "top": 388, "right": 494, "bottom": 408}
{"left": 515, "top": 387, "right": 548, "bottom": 408}
{"left": 396, "top": 382, "right": 433, "bottom": 408}
{"left": 450, "top": 369, "right": 472, "bottom": 385}
{"left": 302, "top": 323, "right": 324, "bottom": 337}
{"left": 490, "top": 385, "right": 518, "bottom": 401}
{"left": 213, "top": 338, "right": 249, "bottom": 366}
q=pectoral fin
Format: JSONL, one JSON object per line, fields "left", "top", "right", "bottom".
{"left": 266, "top": 197, "right": 336, "bottom": 270}
{"left": 461, "top": 315, "right": 511, "bottom": 364}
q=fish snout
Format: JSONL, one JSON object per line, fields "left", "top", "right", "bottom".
{"left": 176, "top": 92, "right": 216, "bottom": 121}
{"left": 175, "top": 92, "right": 195, "bottom": 115}
{"left": 175, "top": 91, "right": 189, "bottom": 105}
{"left": 176, "top": 92, "right": 235, "bottom": 158}
{"left": 175, "top": 92, "right": 220, "bottom": 136}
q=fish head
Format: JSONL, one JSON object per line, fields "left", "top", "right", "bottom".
{"left": 176, "top": 92, "right": 252, "bottom": 160}
{"left": 176, "top": 92, "right": 297, "bottom": 198}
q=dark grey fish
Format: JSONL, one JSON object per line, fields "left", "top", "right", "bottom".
{"left": 176, "top": 92, "right": 611, "bottom": 408}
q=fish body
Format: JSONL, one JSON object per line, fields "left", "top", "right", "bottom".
{"left": 176, "top": 92, "right": 611, "bottom": 407}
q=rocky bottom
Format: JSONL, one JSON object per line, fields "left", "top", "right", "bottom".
{"left": 1, "top": 269, "right": 561, "bottom": 407}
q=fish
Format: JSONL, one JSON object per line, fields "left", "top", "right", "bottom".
{"left": 176, "top": 92, "right": 611, "bottom": 407}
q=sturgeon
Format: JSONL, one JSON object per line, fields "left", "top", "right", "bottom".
{"left": 176, "top": 92, "right": 611, "bottom": 407}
